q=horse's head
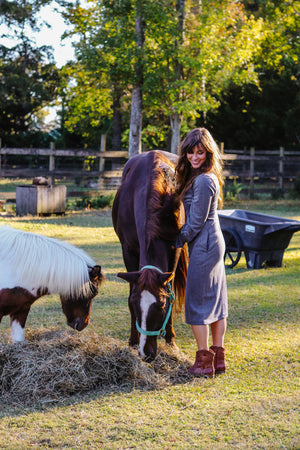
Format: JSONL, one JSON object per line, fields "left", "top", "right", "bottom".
{"left": 60, "top": 265, "right": 103, "bottom": 331}
{"left": 118, "top": 268, "right": 174, "bottom": 361}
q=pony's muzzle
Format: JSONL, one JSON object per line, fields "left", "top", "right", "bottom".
{"left": 68, "top": 317, "right": 87, "bottom": 331}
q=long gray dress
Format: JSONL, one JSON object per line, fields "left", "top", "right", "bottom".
{"left": 176, "top": 173, "right": 228, "bottom": 325}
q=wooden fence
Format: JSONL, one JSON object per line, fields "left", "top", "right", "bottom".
{"left": 0, "top": 142, "right": 127, "bottom": 190}
{"left": 0, "top": 142, "right": 300, "bottom": 197}
{"left": 221, "top": 146, "right": 300, "bottom": 197}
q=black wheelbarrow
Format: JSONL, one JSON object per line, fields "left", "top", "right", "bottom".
{"left": 217, "top": 209, "right": 300, "bottom": 269}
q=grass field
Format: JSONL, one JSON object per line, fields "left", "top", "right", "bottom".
{"left": 0, "top": 199, "right": 299, "bottom": 449}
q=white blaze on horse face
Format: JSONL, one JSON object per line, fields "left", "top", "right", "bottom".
{"left": 11, "top": 320, "right": 25, "bottom": 343}
{"left": 138, "top": 290, "right": 156, "bottom": 358}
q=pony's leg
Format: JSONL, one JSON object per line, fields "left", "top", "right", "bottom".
{"left": 10, "top": 307, "right": 31, "bottom": 343}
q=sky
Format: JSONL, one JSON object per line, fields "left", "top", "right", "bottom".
{"left": 0, "top": 1, "right": 78, "bottom": 124}
{"left": 31, "top": 2, "right": 76, "bottom": 123}
{"left": 32, "top": 3, "right": 75, "bottom": 68}
{"left": 0, "top": 1, "right": 75, "bottom": 68}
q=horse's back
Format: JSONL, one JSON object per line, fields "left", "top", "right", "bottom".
{"left": 112, "top": 151, "right": 177, "bottom": 234}
{"left": 120, "top": 151, "right": 177, "bottom": 183}
{"left": 113, "top": 152, "right": 152, "bottom": 222}
{"left": 116, "top": 150, "right": 177, "bottom": 200}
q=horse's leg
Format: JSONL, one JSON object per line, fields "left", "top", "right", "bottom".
{"left": 128, "top": 285, "right": 139, "bottom": 347}
{"left": 165, "top": 313, "right": 177, "bottom": 348}
{"left": 10, "top": 306, "right": 31, "bottom": 343}
{"left": 122, "top": 245, "right": 139, "bottom": 347}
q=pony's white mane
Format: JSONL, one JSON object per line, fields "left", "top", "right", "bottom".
{"left": 0, "top": 225, "right": 96, "bottom": 297}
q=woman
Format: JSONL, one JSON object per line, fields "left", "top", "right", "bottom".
{"left": 175, "top": 127, "right": 228, "bottom": 378}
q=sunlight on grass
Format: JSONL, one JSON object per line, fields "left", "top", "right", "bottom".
{"left": 0, "top": 201, "right": 299, "bottom": 449}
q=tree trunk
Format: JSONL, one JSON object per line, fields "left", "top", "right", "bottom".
{"left": 128, "top": 3, "right": 144, "bottom": 158}
{"left": 129, "top": 86, "right": 143, "bottom": 157}
{"left": 169, "top": 0, "right": 185, "bottom": 155}
{"left": 112, "top": 88, "right": 122, "bottom": 150}
{"left": 170, "top": 112, "right": 183, "bottom": 154}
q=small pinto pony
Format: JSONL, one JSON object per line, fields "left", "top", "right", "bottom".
{"left": 112, "top": 150, "right": 188, "bottom": 360}
{"left": 0, "top": 226, "right": 103, "bottom": 342}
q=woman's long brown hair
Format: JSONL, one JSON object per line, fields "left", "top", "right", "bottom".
{"left": 175, "top": 128, "right": 224, "bottom": 208}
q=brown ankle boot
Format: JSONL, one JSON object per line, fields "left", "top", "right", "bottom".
{"left": 188, "top": 349, "right": 215, "bottom": 378}
{"left": 210, "top": 346, "right": 226, "bottom": 374}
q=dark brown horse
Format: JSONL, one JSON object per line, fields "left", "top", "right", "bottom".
{"left": 112, "top": 150, "right": 188, "bottom": 360}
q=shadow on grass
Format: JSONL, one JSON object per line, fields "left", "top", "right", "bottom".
{"left": 0, "top": 209, "right": 113, "bottom": 228}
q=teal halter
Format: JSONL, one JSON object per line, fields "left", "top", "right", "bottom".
{"left": 135, "top": 265, "right": 176, "bottom": 338}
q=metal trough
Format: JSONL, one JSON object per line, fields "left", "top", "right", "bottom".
{"left": 218, "top": 209, "right": 300, "bottom": 269}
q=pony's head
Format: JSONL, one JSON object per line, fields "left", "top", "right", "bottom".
{"left": 60, "top": 265, "right": 103, "bottom": 331}
{"left": 118, "top": 268, "right": 174, "bottom": 361}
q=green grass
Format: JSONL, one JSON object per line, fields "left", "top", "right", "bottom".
{"left": 0, "top": 200, "right": 299, "bottom": 449}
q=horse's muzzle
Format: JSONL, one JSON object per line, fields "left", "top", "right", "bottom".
{"left": 142, "top": 352, "right": 156, "bottom": 363}
{"left": 139, "top": 339, "right": 157, "bottom": 362}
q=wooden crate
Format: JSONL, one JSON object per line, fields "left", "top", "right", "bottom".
{"left": 16, "top": 185, "right": 66, "bottom": 216}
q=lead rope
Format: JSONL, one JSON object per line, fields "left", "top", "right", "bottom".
{"left": 135, "top": 265, "right": 176, "bottom": 337}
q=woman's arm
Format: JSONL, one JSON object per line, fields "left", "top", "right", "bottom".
{"left": 175, "top": 175, "right": 215, "bottom": 247}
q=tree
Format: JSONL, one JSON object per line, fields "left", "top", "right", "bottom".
{"left": 59, "top": 0, "right": 297, "bottom": 153}
{"left": 206, "top": 0, "right": 300, "bottom": 150}
{"left": 61, "top": 0, "right": 135, "bottom": 150}
{"left": 142, "top": 0, "right": 265, "bottom": 153}
{"left": 0, "top": 0, "right": 60, "bottom": 146}
{"left": 128, "top": 0, "right": 144, "bottom": 157}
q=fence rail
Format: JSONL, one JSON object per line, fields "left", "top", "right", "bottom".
{"left": 0, "top": 143, "right": 300, "bottom": 197}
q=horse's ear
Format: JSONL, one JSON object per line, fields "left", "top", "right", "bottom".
{"left": 160, "top": 272, "right": 174, "bottom": 285}
{"left": 117, "top": 271, "right": 141, "bottom": 283}
{"left": 89, "top": 265, "right": 104, "bottom": 283}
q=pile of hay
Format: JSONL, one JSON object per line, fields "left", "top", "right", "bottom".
{"left": 0, "top": 329, "right": 192, "bottom": 405}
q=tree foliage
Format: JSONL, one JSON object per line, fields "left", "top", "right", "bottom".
{"left": 206, "top": 0, "right": 300, "bottom": 149}
{"left": 0, "top": 0, "right": 60, "bottom": 146}
{"left": 61, "top": 0, "right": 267, "bottom": 152}
{"left": 1, "top": 0, "right": 299, "bottom": 151}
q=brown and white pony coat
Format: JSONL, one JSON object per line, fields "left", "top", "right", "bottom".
{"left": 0, "top": 226, "right": 103, "bottom": 342}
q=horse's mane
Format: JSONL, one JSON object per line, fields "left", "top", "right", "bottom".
{"left": 0, "top": 226, "right": 96, "bottom": 297}
{"left": 146, "top": 153, "right": 188, "bottom": 314}
{"left": 147, "top": 153, "right": 180, "bottom": 243}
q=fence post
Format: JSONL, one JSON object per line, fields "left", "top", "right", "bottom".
{"left": 0, "top": 138, "right": 2, "bottom": 172}
{"left": 242, "top": 146, "right": 247, "bottom": 182}
{"left": 279, "top": 147, "right": 284, "bottom": 194}
{"left": 249, "top": 147, "right": 255, "bottom": 199}
{"left": 99, "top": 134, "right": 106, "bottom": 189}
{"left": 49, "top": 142, "right": 55, "bottom": 185}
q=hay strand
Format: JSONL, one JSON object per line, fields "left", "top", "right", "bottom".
{"left": 0, "top": 329, "right": 192, "bottom": 405}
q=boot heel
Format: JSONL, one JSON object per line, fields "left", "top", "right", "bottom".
{"left": 210, "top": 345, "right": 226, "bottom": 374}
{"left": 188, "top": 349, "right": 215, "bottom": 378}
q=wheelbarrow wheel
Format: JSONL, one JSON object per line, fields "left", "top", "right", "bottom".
{"left": 222, "top": 228, "right": 242, "bottom": 268}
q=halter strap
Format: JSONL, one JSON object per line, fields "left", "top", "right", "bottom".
{"left": 135, "top": 265, "right": 175, "bottom": 338}
{"left": 140, "top": 265, "right": 163, "bottom": 273}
